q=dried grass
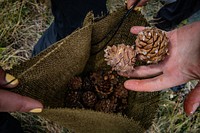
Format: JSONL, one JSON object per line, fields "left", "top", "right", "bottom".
{"left": 146, "top": 80, "right": 200, "bottom": 133}
{"left": 0, "top": 0, "right": 52, "bottom": 69}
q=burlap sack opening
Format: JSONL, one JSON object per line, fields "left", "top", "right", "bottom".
{"left": 9, "top": 7, "right": 160, "bottom": 133}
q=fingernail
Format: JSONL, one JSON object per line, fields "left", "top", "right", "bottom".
{"left": 29, "top": 108, "right": 42, "bottom": 113}
{"left": 127, "top": 4, "right": 132, "bottom": 10}
{"left": 124, "top": 81, "right": 131, "bottom": 89}
{"left": 134, "top": 7, "right": 142, "bottom": 11}
{"left": 190, "top": 103, "right": 199, "bottom": 115}
{"left": 5, "top": 73, "right": 19, "bottom": 85}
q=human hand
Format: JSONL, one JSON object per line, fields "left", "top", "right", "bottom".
{"left": 0, "top": 67, "right": 43, "bottom": 112}
{"left": 127, "top": 0, "right": 149, "bottom": 9}
{"left": 119, "top": 22, "right": 200, "bottom": 116}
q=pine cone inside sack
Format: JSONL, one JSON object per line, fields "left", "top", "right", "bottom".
{"left": 104, "top": 44, "right": 136, "bottom": 73}
{"left": 90, "top": 72, "right": 114, "bottom": 98}
{"left": 65, "top": 91, "right": 81, "bottom": 107}
{"left": 135, "top": 27, "right": 169, "bottom": 64}
{"left": 95, "top": 99, "right": 117, "bottom": 113}
{"left": 67, "top": 76, "right": 82, "bottom": 90}
{"left": 82, "top": 91, "right": 97, "bottom": 108}
{"left": 114, "top": 83, "right": 128, "bottom": 99}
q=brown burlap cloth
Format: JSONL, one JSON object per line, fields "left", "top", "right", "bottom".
{"left": 9, "top": 7, "right": 160, "bottom": 133}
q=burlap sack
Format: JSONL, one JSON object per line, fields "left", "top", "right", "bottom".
{"left": 9, "top": 7, "right": 159, "bottom": 132}
{"left": 9, "top": 12, "right": 93, "bottom": 108}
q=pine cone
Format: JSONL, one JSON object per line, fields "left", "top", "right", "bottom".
{"left": 114, "top": 83, "right": 128, "bottom": 99}
{"left": 135, "top": 27, "right": 169, "bottom": 64}
{"left": 65, "top": 91, "right": 80, "bottom": 106}
{"left": 82, "top": 77, "right": 95, "bottom": 91}
{"left": 82, "top": 91, "right": 97, "bottom": 108}
{"left": 116, "top": 98, "right": 128, "bottom": 113}
{"left": 104, "top": 44, "right": 136, "bottom": 73}
{"left": 90, "top": 71, "right": 114, "bottom": 98}
{"left": 90, "top": 72, "right": 104, "bottom": 85}
{"left": 67, "top": 76, "right": 82, "bottom": 90}
{"left": 103, "top": 71, "right": 119, "bottom": 85}
{"left": 95, "top": 99, "right": 116, "bottom": 113}
{"left": 95, "top": 81, "right": 113, "bottom": 98}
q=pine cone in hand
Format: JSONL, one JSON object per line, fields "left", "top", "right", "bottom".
{"left": 104, "top": 44, "right": 136, "bottom": 73}
{"left": 135, "top": 27, "right": 169, "bottom": 64}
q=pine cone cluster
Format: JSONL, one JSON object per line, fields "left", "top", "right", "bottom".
{"left": 104, "top": 27, "right": 169, "bottom": 73}
{"left": 65, "top": 70, "right": 128, "bottom": 114}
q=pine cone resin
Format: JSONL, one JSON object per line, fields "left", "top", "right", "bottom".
{"left": 135, "top": 27, "right": 169, "bottom": 64}
{"left": 104, "top": 44, "right": 136, "bottom": 73}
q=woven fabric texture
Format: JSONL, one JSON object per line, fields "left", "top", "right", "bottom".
{"left": 9, "top": 7, "right": 160, "bottom": 132}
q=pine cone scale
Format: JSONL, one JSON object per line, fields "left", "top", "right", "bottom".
{"left": 147, "top": 38, "right": 154, "bottom": 44}
{"left": 143, "top": 44, "right": 153, "bottom": 50}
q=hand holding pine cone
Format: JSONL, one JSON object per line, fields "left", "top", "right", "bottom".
{"left": 104, "top": 27, "right": 169, "bottom": 73}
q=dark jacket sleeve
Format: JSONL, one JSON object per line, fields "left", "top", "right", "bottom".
{"left": 32, "top": 0, "right": 107, "bottom": 56}
{"left": 0, "top": 113, "right": 23, "bottom": 133}
{"left": 155, "top": 0, "right": 200, "bottom": 30}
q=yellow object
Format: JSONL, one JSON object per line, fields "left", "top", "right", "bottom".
{"left": 5, "top": 73, "right": 19, "bottom": 85}
{"left": 29, "top": 108, "right": 43, "bottom": 113}
{"left": 134, "top": 7, "right": 142, "bottom": 11}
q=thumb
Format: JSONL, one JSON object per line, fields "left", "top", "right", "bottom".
{"left": 184, "top": 81, "right": 200, "bottom": 116}
{"left": 130, "top": 26, "right": 146, "bottom": 35}
{"left": 127, "top": 0, "right": 136, "bottom": 9}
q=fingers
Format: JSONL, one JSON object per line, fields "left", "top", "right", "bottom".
{"left": 184, "top": 82, "right": 200, "bottom": 116}
{"left": 0, "top": 67, "right": 19, "bottom": 88}
{"left": 130, "top": 26, "right": 146, "bottom": 35}
{"left": 127, "top": 0, "right": 149, "bottom": 9}
{"left": 127, "top": 0, "right": 137, "bottom": 9}
{"left": 124, "top": 73, "right": 186, "bottom": 92}
{"left": 0, "top": 89, "right": 43, "bottom": 113}
{"left": 118, "top": 64, "right": 163, "bottom": 78}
